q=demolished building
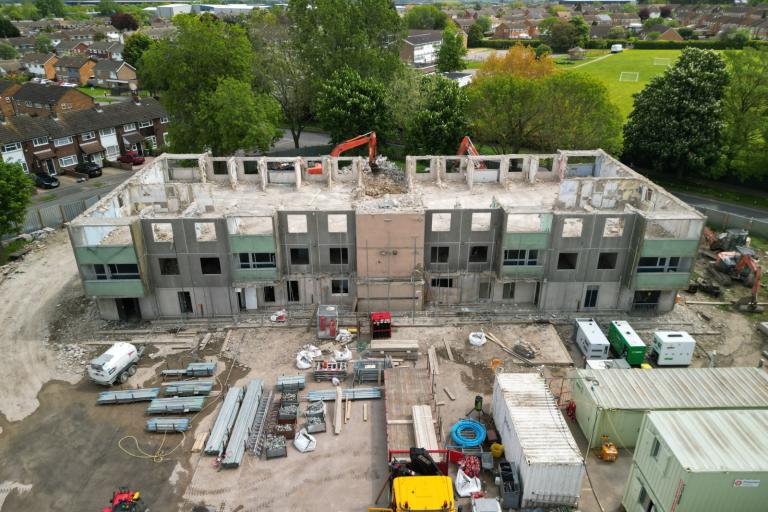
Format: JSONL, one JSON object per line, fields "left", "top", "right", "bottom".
{"left": 67, "top": 150, "right": 704, "bottom": 321}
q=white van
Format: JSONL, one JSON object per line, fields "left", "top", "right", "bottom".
{"left": 87, "top": 342, "right": 142, "bottom": 386}
{"left": 611, "top": 44, "right": 623, "bottom": 53}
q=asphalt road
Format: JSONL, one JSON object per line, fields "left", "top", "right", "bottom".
{"left": 672, "top": 191, "right": 768, "bottom": 221}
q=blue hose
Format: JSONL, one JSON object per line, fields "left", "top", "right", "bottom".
{"left": 450, "top": 419, "right": 487, "bottom": 447}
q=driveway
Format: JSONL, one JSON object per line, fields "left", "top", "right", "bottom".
{"left": 673, "top": 192, "right": 768, "bottom": 222}
{"left": 30, "top": 166, "right": 135, "bottom": 211}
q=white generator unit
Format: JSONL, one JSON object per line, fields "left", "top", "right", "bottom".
{"left": 651, "top": 331, "right": 696, "bottom": 366}
{"left": 87, "top": 342, "right": 142, "bottom": 385}
{"left": 574, "top": 318, "right": 610, "bottom": 360}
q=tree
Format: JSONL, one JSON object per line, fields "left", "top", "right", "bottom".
{"left": 468, "top": 74, "right": 544, "bottom": 153}
{"left": 719, "top": 48, "right": 768, "bottom": 181}
{"left": 540, "top": 72, "right": 623, "bottom": 154}
{"left": 98, "top": 0, "right": 120, "bottom": 16}
{"left": 406, "top": 75, "right": 469, "bottom": 154}
{"left": 141, "top": 15, "right": 257, "bottom": 153}
{"left": 111, "top": 12, "right": 138, "bottom": 31}
{"left": 0, "top": 162, "right": 34, "bottom": 239}
{"left": 478, "top": 43, "right": 555, "bottom": 78}
{"left": 607, "top": 26, "right": 626, "bottom": 39}
{"left": 678, "top": 27, "right": 694, "bottom": 40}
{"left": 719, "top": 27, "right": 750, "bottom": 48}
{"left": 639, "top": 7, "right": 650, "bottom": 21}
{"left": 288, "top": 0, "right": 405, "bottom": 82}
{"left": 123, "top": 32, "right": 153, "bottom": 68}
{"left": 93, "top": 31, "right": 107, "bottom": 42}
{"left": 437, "top": 24, "right": 466, "bottom": 73}
{"left": 623, "top": 48, "right": 729, "bottom": 178}
{"left": 34, "top": 34, "right": 52, "bottom": 53}
{"left": 313, "top": 67, "right": 390, "bottom": 143}
{"left": 34, "top": 0, "right": 64, "bottom": 18}
{"left": 467, "top": 23, "right": 484, "bottom": 47}
{"left": 403, "top": 4, "right": 447, "bottom": 30}
{"left": 202, "top": 78, "right": 281, "bottom": 155}
{"left": 542, "top": 20, "right": 585, "bottom": 52}
{"left": 386, "top": 66, "right": 421, "bottom": 141}
{"left": 660, "top": 5, "right": 672, "bottom": 18}
{"left": 535, "top": 44, "right": 552, "bottom": 59}
{"left": 647, "top": 31, "right": 661, "bottom": 40}
{"left": 0, "top": 17, "right": 19, "bottom": 38}
{"left": 0, "top": 42, "right": 17, "bottom": 59}
{"left": 475, "top": 15, "right": 491, "bottom": 34}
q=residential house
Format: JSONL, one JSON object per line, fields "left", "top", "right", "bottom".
{"left": 400, "top": 30, "right": 443, "bottom": 74}
{"left": 0, "top": 97, "right": 168, "bottom": 175}
{"left": 9, "top": 82, "right": 95, "bottom": 118}
{"left": 54, "top": 40, "right": 90, "bottom": 56}
{"left": 589, "top": 25, "right": 613, "bottom": 39}
{"left": 54, "top": 55, "right": 97, "bottom": 86}
{"left": 140, "top": 26, "right": 177, "bottom": 41}
{"left": 642, "top": 24, "right": 684, "bottom": 41}
{"left": 21, "top": 53, "right": 58, "bottom": 80}
{"left": 494, "top": 21, "right": 538, "bottom": 39}
{"left": 0, "top": 80, "right": 21, "bottom": 118}
{"left": 453, "top": 17, "right": 476, "bottom": 33}
{"left": 88, "top": 41, "right": 124, "bottom": 61}
{"left": 91, "top": 60, "right": 137, "bottom": 90}
{"left": 0, "top": 60, "right": 21, "bottom": 78}
{"left": 2, "top": 37, "right": 37, "bottom": 54}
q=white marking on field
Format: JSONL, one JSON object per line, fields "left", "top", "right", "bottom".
{"left": 653, "top": 57, "right": 671, "bottom": 66}
{"left": 619, "top": 71, "right": 639, "bottom": 82}
{"left": 0, "top": 481, "right": 33, "bottom": 508}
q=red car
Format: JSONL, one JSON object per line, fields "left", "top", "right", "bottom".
{"left": 117, "top": 151, "right": 145, "bottom": 165}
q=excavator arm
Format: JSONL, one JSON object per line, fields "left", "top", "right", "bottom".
{"left": 456, "top": 136, "right": 486, "bottom": 169}
{"left": 308, "top": 132, "right": 377, "bottom": 174}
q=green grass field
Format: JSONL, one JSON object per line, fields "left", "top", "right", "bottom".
{"left": 564, "top": 49, "right": 683, "bottom": 119}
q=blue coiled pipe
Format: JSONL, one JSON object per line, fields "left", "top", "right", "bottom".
{"left": 450, "top": 419, "right": 487, "bottom": 447}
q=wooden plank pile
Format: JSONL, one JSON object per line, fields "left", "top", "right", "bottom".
{"left": 369, "top": 339, "right": 419, "bottom": 361}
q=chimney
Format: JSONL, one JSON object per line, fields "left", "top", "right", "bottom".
{"left": 131, "top": 90, "right": 140, "bottom": 105}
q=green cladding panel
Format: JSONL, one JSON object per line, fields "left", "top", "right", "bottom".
{"left": 641, "top": 239, "right": 699, "bottom": 258}
{"left": 503, "top": 232, "right": 550, "bottom": 250}
{"left": 501, "top": 265, "right": 545, "bottom": 278}
{"left": 633, "top": 272, "right": 691, "bottom": 290}
{"left": 75, "top": 246, "right": 138, "bottom": 265}
{"left": 229, "top": 235, "right": 276, "bottom": 253}
{"left": 83, "top": 279, "right": 145, "bottom": 297}
{"left": 232, "top": 268, "right": 278, "bottom": 282}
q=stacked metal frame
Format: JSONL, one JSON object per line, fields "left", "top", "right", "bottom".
{"left": 276, "top": 374, "right": 306, "bottom": 392}
{"left": 146, "top": 396, "right": 205, "bottom": 414}
{"left": 146, "top": 417, "right": 191, "bottom": 433}
{"left": 96, "top": 388, "right": 160, "bottom": 405}
{"left": 204, "top": 387, "right": 244, "bottom": 456}
{"left": 163, "top": 380, "right": 214, "bottom": 396}
{"left": 221, "top": 379, "right": 263, "bottom": 468}
{"left": 303, "top": 387, "right": 382, "bottom": 401}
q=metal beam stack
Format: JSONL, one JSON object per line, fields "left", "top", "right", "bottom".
{"left": 146, "top": 396, "right": 206, "bottom": 414}
{"left": 204, "top": 387, "right": 244, "bottom": 456}
{"left": 304, "top": 387, "right": 382, "bottom": 401}
{"left": 221, "top": 379, "right": 263, "bottom": 468}
{"left": 276, "top": 374, "right": 306, "bottom": 392}
{"left": 96, "top": 388, "right": 160, "bottom": 405}
{"left": 146, "top": 417, "right": 191, "bottom": 433}
{"left": 163, "top": 380, "right": 214, "bottom": 396}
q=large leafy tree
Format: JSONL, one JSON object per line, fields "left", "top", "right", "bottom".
{"left": 141, "top": 15, "right": 269, "bottom": 154}
{"left": 468, "top": 74, "right": 543, "bottom": 153}
{"left": 541, "top": 18, "right": 587, "bottom": 52}
{"left": 540, "top": 73, "right": 623, "bottom": 154}
{"left": 0, "top": 42, "right": 16, "bottom": 59}
{"left": 720, "top": 48, "right": 768, "bottom": 181}
{"left": 202, "top": 78, "right": 281, "bottom": 155}
{"left": 34, "top": 34, "right": 52, "bottom": 53}
{"left": 403, "top": 4, "right": 448, "bottom": 30}
{"left": 123, "top": 32, "right": 153, "bottom": 68}
{"left": 34, "top": 0, "right": 64, "bottom": 18}
{"left": 111, "top": 12, "right": 138, "bottom": 31}
{"left": 437, "top": 23, "right": 466, "bottom": 72}
{"left": 623, "top": 48, "right": 729, "bottom": 178}
{"left": 97, "top": 0, "right": 120, "bottom": 16}
{"left": 406, "top": 75, "right": 469, "bottom": 154}
{"left": 313, "top": 67, "right": 390, "bottom": 143}
{"left": 288, "top": 0, "right": 404, "bottom": 82}
{"left": 467, "top": 23, "right": 484, "bottom": 47}
{"left": 0, "top": 17, "right": 19, "bottom": 38}
{"left": 0, "top": 162, "right": 34, "bottom": 238}
{"left": 477, "top": 43, "right": 555, "bottom": 79}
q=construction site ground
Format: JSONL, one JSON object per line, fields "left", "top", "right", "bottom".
{"left": 0, "top": 228, "right": 766, "bottom": 511}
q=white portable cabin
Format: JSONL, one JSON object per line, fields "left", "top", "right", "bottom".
{"left": 492, "top": 373, "right": 585, "bottom": 509}
{"left": 652, "top": 331, "right": 696, "bottom": 366}
{"left": 574, "top": 318, "right": 610, "bottom": 360}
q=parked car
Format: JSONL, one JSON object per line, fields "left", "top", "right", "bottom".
{"left": 117, "top": 151, "right": 145, "bottom": 165}
{"left": 33, "top": 173, "right": 59, "bottom": 189}
{"left": 75, "top": 161, "right": 102, "bottom": 178}
{"left": 611, "top": 44, "right": 623, "bottom": 53}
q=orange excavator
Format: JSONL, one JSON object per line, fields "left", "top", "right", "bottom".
{"left": 734, "top": 254, "right": 764, "bottom": 312}
{"left": 456, "top": 136, "right": 486, "bottom": 169}
{"left": 308, "top": 131, "right": 377, "bottom": 174}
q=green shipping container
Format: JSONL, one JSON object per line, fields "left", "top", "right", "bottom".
{"left": 608, "top": 320, "right": 646, "bottom": 365}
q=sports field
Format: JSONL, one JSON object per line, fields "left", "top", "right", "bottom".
{"left": 568, "top": 49, "right": 682, "bottom": 118}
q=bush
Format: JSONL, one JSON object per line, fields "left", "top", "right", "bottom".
{"left": 632, "top": 39, "right": 768, "bottom": 50}
{"left": 478, "top": 38, "right": 543, "bottom": 49}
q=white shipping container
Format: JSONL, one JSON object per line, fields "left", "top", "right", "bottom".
{"left": 574, "top": 318, "right": 610, "bottom": 360}
{"left": 492, "top": 373, "right": 585, "bottom": 508}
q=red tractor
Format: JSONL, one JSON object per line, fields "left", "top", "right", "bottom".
{"left": 102, "top": 488, "right": 148, "bottom": 512}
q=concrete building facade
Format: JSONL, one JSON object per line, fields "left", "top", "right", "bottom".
{"left": 67, "top": 150, "right": 705, "bottom": 322}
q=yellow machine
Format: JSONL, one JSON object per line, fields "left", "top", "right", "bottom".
{"left": 388, "top": 475, "right": 455, "bottom": 512}
{"left": 598, "top": 435, "right": 618, "bottom": 463}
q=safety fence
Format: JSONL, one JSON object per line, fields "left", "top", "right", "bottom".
{"left": 694, "top": 205, "right": 768, "bottom": 239}
{"left": 19, "top": 194, "right": 103, "bottom": 235}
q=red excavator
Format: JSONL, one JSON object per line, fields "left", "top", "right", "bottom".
{"left": 308, "top": 131, "right": 377, "bottom": 174}
{"left": 456, "top": 136, "right": 486, "bottom": 169}
{"left": 102, "top": 488, "right": 148, "bottom": 512}
{"left": 734, "top": 254, "right": 764, "bottom": 312}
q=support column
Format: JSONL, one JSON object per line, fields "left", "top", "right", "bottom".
{"left": 405, "top": 156, "right": 416, "bottom": 192}
{"left": 466, "top": 158, "right": 475, "bottom": 190}
{"left": 227, "top": 156, "right": 238, "bottom": 190}
{"left": 436, "top": 157, "right": 445, "bottom": 187}
{"left": 258, "top": 157, "right": 268, "bottom": 191}
{"left": 294, "top": 158, "right": 301, "bottom": 190}
{"left": 527, "top": 156, "right": 539, "bottom": 184}
{"left": 556, "top": 152, "right": 568, "bottom": 182}
{"left": 324, "top": 157, "right": 333, "bottom": 190}
{"left": 498, "top": 157, "right": 509, "bottom": 185}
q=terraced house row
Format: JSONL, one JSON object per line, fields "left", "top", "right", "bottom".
{"left": 0, "top": 97, "right": 168, "bottom": 176}
{"left": 67, "top": 150, "right": 704, "bottom": 322}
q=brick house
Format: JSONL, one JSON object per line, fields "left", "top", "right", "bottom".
{"left": 54, "top": 40, "right": 90, "bottom": 56}
{"left": 0, "top": 80, "right": 21, "bottom": 118}
{"left": 88, "top": 41, "right": 124, "bottom": 61}
{"left": 53, "top": 55, "right": 97, "bottom": 86}
{"left": 400, "top": 30, "right": 443, "bottom": 74}
{"left": 9, "top": 82, "right": 95, "bottom": 118}
{"left": 91, "top": 60, "right": 137, "bottom": 89}
{"left": 494, "top": 21, "right": 538, "bottom": 39}
{"left": 0, "top": 97, "right": 168, "bottom": 175}
{"left": 20, "top": 53, "right": 58, "bottom": 80}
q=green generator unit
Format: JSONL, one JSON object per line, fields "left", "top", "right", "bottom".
{"left": 608, "top": 320, "right": 647, "bottom": 365}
